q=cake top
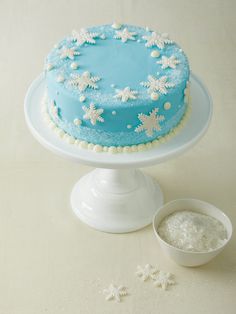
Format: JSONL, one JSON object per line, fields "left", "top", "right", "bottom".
{"left": 45, "top": 23, "right": 189, "bottom": 108}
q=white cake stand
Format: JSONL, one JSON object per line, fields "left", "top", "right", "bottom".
{"left": 24, "top": 73, "right": 212, "bottom": 233}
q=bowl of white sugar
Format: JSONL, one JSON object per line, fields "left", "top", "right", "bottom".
{"left": 153, "top": 199, "right": 232, "bottom": 267}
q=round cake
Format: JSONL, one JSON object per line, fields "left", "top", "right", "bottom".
{"left": 43, "top": 23, "right": 190, "bottom": 153}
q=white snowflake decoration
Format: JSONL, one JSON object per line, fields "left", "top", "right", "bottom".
{"left": 142, "top": 32, "right": 172, "bottom": 49}
{"left": 69, "top": 71, "right": 101, "bottom": 92}
{"left": 114, "top": 87, "right": 138, "bottom": 102}
{"left": 71, "top": 28, "right": 99, "bottom": 46}
{"left": 59, "top": 46, "right": 80, "bottom": 60}
{"left": 152, "top": 271, "right": 175, "bottom": 290}
{"left": 135, "top": 108, "right": 165, "bottom": 137}
{"left": 82, "top": 103, "right": 104, "bottom": 125}
{"left": 103, "top": 284, "right": 128, "bottom": 302}
{"left": 135, "top": 264, "right": 158, "bottom": 281}
{"left": 141, "top": 75, "right": 175, "bottom": 95}
{"left": 114, "top": 28, "right": 136, "bottom": 43}
{"left": 156, "top": 55, "right": 180, "bottom": 69}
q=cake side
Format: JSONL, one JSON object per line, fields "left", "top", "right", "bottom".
{"left": 44, "top": 24, "right": 190, "bottom": 148}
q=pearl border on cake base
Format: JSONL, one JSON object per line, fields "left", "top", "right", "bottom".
{"left": 24, "top": 73, "right": 212, "bottom": 233}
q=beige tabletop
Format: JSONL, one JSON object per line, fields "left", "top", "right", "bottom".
{"left": 0, "top": 0, "right": 236, "bottom": 313}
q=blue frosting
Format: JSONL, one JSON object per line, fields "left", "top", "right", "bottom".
{"left": 45, "top": 24, "right": 190, "bottom": 146}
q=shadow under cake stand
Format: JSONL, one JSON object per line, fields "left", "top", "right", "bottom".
{"left": 24, "top": 73, "right": 212, "bottom": 233}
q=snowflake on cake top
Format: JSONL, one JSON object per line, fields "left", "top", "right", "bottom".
{"left": 59, "top": 46, "right": 80, "bottom": 60}
{"left": 142, "top": 32, "right": 172, "bottom": 49}
{"left": 135, "top": 264, "right": 158, "bottom": 281}
{"left": 114, "top": 87, "right": 138, "bottom": 102}
{"left": 103, "top": 284, "right": 128, "bottom": 302}
{"left": 82, "top": 103, "right": 104, "bottom": 125}
{"left": 69, "top": 71, "right": 101, "bottom": 92}
{"left": 141, "top": 75, "right": 175, "bottom": 95}
{"left": 114, "top": 28, "right": 137, "bottom": 43}
{"left": 152, "top": 271, "right": 175, "bottom": 290}
{"left": 135, "top": 108, "right": 165, "bottom": 137}
{"left": 156, "top": 55, "right": 180, "bottom": 69}
{"left": 71, "top": 28, "right": 99, "bottom": 46}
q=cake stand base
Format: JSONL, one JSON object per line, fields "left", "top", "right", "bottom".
{"left": 71, "top": 168, "right": 163, "bottom": 233}
{"left": 24, "top": 72, "right": 212, "bottom": 233}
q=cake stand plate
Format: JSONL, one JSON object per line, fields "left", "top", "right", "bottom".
{"left": 24, "top": 73, "right": 212, "bottom": 233}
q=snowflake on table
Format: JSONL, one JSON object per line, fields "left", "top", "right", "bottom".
{"left": 69, "top": 71, "right": 101, "bottom": 92}
{"left": 142, "top": 32, "right": 172, "bottom": 49}
{"left": 152, "top": 271, "right": 175, "bottom": 290}
{"left": 135, "top": 108, "right": 165, "bottom": 137}
{"left": 135, "top": 264, "right": 158, "bottom": 281}
{"left": 82, "top": 103, "right": 104, "bottom": 125}
{"left": 156, "top": 55, "right": 180, "bottom": 69}
{"left": 141, "top": 75, "right": 175, "bottom": 95}
{"left": 114, "top": 28, "right": 137, "bottom": 43}
{"left": 103, "top": 284, "right": 128, "bottom": 302}
{"left": 59, "top": 46, "right": 80, "bottom": 60}
{"left": 114, "top": 87, "right": 138, "bottom": 102}
{"left": 71, "top": 28, "right": 99, "bottom": 46}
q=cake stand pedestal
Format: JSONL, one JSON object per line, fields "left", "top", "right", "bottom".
{"left": 24, "top": 73, "right": 212, "bottom": 233}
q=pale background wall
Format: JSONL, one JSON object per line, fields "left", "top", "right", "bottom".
{"left": 0, "top": 0, "right": 235, "bottom": 313}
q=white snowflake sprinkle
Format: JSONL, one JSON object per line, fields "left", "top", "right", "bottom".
{"left": 142, "top": 32, "right": 172, "bottom": 49}
{"left": 152, "top": 271, "right": 175, "bottom": 290}
{"left": 156, "top": 55, "right": 180, "bottom": 69}
{"left": 59, "top": 46, "right": 80, "bottom": 60}
{"left": 114, "top": 28, "right": 136, "bottom": 43}
{"left": 71, "top": 28, "right": 99, "bottom": 46}
{"left": 114, "top": 87, "right": 138, "bottom": 102}
{"left": 141, "top": 75, "right": 175, "bottom": 95}
{"left": 69, "top": 71, "right": 101, "bottom": 91}
{"left": 103, "top": 284, "right": 128, "bottom": 302}
{"left": 135, "top": 264, "right": 158, "bottom": 281}
{"left": 82, "top": 103, "right": 104, "bottom": 125}
{"left": 135, "top": 108, "right": 165, "bottom": 137}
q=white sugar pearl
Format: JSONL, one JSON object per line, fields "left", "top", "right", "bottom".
{"left": 112, "top": 22, "right": 122, "bottom": 29}
{"left": 151, "top": 92, "right": 159, "bottom": 101}
{"left": 164, "top": 102, "right": 171, "bottom": 110}
{"left": 70, "top": 62, "right": 79, "bottom": 70}
{"left": 94, "top": 145, "right": 103, "bottom": 152}
{"left": 127, "top": 124, "right": 132, "bottom": 129}
{"left": 79, "top": 95, "right": 86, "bottom": 102}
{"left": 73, "top": 118, "right": 82, "bottom": 126}
{"left": 112, "top": 110, "right": 116, "bottom": 115}
{"left": 46, "top": 63, "right": 54, "bottom": 71}
{"left": 56, "top": 75, "right": 65, "bottom": 83}
{"left": 100, "top": 34, "right": 106, "bottom": 39}
{"left": 151, "top": 50, "right": 160, "bottom": 58}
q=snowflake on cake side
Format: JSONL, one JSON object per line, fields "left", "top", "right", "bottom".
{"left": 135, "top": 108, "right": 165, "bottom": 137}
{"left": 135, "top": 264, "right": 158, "bottom": 281}
{"left": 152, "top": 271, "right": 175, "bottom": 290}
{"left": 69, "top": 71, "right": 101, "bottom": 92}
{"left": 103, "top": 284, "right": 128, "bottom": 302}
{"left": 141, "top": 75, "right": 175, "bottom": 95}
{"left": 71, "top": 28, "right": 99, "bottom": 46}
{"left": 59, "top": 46, "right": 80, "bottom": 60}
{"left": 114, "top": 28, "right": 137, "bottom": 43}
{"left": 82, "top": 103, "right": 104, "bottom": 125}
{"left": 114, "top": 87, "right": 138, "bottom": 102}
{"left": 142, "top": 32, "right": 172, "bottom": 49}
{"left": 156, "top": 55, "right": 180, "bottom": 69}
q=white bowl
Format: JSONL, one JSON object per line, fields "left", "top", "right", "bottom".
{"left": 153, "top": 199, "right": 232, "bottom": 267}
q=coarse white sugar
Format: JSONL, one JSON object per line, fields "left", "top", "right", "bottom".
{"left": 158, "top": 210, "right": 228, "bottom": 252}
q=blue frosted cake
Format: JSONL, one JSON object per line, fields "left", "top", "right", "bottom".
{"left": 43, "top": 23, "right": 190, "bottom": 153}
